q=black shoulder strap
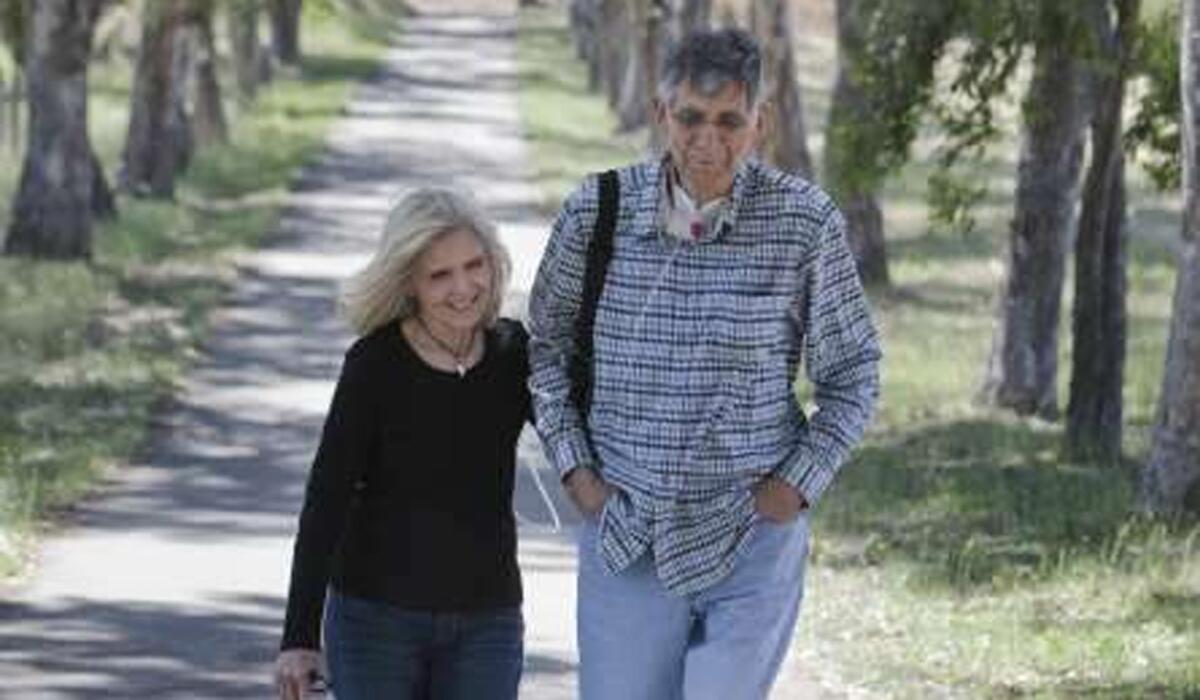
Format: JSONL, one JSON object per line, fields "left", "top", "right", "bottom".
{"left": 569, "top": 169, "right": 619, "bottom": 416}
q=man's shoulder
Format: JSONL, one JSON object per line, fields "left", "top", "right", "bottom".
{"left": 564, "top": 160, "right": 657, "bottom": 210}
{"left": 744, "top": 161, "right": 840, "bottom": 223}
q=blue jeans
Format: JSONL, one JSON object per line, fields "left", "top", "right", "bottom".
{"left": 577, "top": 514, "right": 809, "bottom": 700}
{"left": 323, "top": 590, "right": 523, "bottom": 700}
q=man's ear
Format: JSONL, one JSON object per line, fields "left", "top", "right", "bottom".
{"left": 653, "top": 97, "right": 669, "bottom": 130}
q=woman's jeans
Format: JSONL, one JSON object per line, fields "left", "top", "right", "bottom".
{"left": 577, "top": 514, "right": 810, "bottom": 700}
{"left": 323, "top": 590, "right": 523, "bottom": 700}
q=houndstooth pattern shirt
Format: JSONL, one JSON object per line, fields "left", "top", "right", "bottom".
{"left": 528, "top": 157, "right": 881, "bottom": 596}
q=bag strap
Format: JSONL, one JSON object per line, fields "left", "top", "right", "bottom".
{"left": 570, "top": 169, "right": 619, "bottom": 417}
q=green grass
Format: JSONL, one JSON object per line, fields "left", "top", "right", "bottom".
{"left": 0, "top": 5, "right": 397, "bottom": 578}
{"left": 516, "top": 5, "right": 1197, "bottom": 698}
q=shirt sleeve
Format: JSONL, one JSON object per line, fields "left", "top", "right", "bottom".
{"left": 280, "top": 343, "right": 378, "bottom": 650}
{"left": 776, "top": 209, "right": 882, "bottom": 507}
{"left": 527, "top": 179, "right": 599, "bottom": 480}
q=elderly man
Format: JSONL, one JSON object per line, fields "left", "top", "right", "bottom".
{"left": 528, "top": 28, "right": 881, "bottom": 700}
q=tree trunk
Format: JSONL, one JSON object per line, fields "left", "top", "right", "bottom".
{"left": 168, "top": 12, "right": 195, "bottom": 170}
{"left": 228, "top": 0, "right": 261, "bottom": 102}
{"left": 4, "top": 0, "right": 106, "bottom": 260}
{"left": 0, "top": 71, "right": 12, "bottom": 152}
{"left": 569, "top": 0, "right": 593, "bottom": 63}
{"left": 677, "top": 0, "right": 710, "bottom": 35}
{"left": 598, "top": 0, "right": 628, "bottom": 112}
{"left": 269, "top": 0, "right": 301, "bottom": 67}
{"left": 616, "top": 0, "right": 650, "bottom": 132}
{"left": 754, "top": 0, "right": 813, "bottom": 178}
{"left": 8, "top": 69, "right": 18, "bottom": 151}
{"left": 583, "top": 0, "right": 602, "bottom": 92}
{"left": 824, "top": 0, "right": 889, "bottom": 286}
{"left": 1066, "top": 0, "right": 1136, "bottom": 462}
{"left": 120, "top": 0, "right": 192, "bottom": 198}
{"left": 1140, "top": 0, "right": 1200, "bottom": 514}
{"left": 91, "top": 149, "right": 116, "bottom": 220}
{"left": 186, "top": 0, "right": 227, "bottom": 147}
{"left": 645, "top": 0, "right": 668, "bottom": 149}
{"left": 980, "top": 36, "right": 1090, "bottom": 419}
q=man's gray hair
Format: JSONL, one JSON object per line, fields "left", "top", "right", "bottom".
{"left": 657, "top": 28, "right": 763, "bottom": 108}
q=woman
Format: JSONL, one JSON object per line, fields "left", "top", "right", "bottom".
{"left": 275, "top": 187, "right": 529, "bottom": 700}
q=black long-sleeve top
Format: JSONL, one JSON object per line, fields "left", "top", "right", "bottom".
{"left": 281, "top": 318, "right": 531, "bottom": 650}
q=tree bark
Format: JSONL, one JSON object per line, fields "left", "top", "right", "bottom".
{"left": 581, "top": 0, "right": 603, "bottom": 92}
{"left": 980, "top": 36, "right": 1090, "bottom": 419}
{"left": 1066, "top": 0, "right": 1137, "bottom": 462}
{"left": 120, "top": 0, "right": 192, "bottom": 198}
{"left": 569, "top": 0, "right": 592, "bottom": 60}
{"left": 1140, "top": 0, "right": 1200, "bottom": 514}
{"left": 4, "top": 0, "right": 107, "bottom": 260}
{"left": 824, "top": 0, "right": 888, "bottom": 286}
{"left": 91, "top": 149, "right": 116, "bottom": 220}
{"left": 754, "top": 0, "right": 813, "bottom": 178}
{"left": 1, "top": 71, "right": 17, "bottom": 152}
{"left": 228, "top": 0, "right": 261, "bottom": 102}
{"left": 186, "top": 0, "right": 227, "bottom": 147}
{"left": 269, "top": 0, "right": 301, "bottom": 67}
{"left": 615, "top": 0, "right": 650, "bottom": 132}
{"left": 598, "top": 0, "right": 629, "bottom": 112}
{"left": 645, "top": 0, "right": 669, "bottom": 148}
{"left": 677, "top": 0, "right": 710, "bottom": 35}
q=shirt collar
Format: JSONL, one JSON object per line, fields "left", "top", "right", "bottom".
{"left": 635, "top": 155, "right": 751, "bottom": 243}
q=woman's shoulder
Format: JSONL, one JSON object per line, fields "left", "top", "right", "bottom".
{"left": 344, "top": 322, "right": 398, "bottom": 365}
{"left": 490, "top": 318, "right": 529, "bottom": 358}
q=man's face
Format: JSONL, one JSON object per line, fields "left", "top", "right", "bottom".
{"left": 656, "top": 80, "right": 763, "bottom": 203}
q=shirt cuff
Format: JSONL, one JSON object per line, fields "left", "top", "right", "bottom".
{"left": 775, "top": 444, "right": 835, "bottom": 508}
{"left": 548, "top": 431, "right": 595, "bottom": 482}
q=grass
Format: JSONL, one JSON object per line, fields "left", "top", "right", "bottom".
{"left": 516, "top": 4, "right": 1197, "bottom": 698}
{"left": 0, "top": 3, "right": 399, "bottom": 578}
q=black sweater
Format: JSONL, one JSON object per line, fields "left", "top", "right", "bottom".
{"left": 281, "top": 318, "right": 531, "bottom": 650}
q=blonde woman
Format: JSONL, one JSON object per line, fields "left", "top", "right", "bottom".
{"left": 275, "top": 188, "right": 529, "bottom": 700}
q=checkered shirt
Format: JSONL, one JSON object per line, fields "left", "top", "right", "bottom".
{"left": 528, "top": 157, "right": 881, "bottom": 595}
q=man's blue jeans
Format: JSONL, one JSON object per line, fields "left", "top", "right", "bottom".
{"left": 577, "top": 514, "right": 809, "bottom": 700}
{"left": 323, "top": 589, "right": 523, "bottom": 700}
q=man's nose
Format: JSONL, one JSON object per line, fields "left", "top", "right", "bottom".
{"left": 691, "top": 123, "right": 718, "bottom": 149}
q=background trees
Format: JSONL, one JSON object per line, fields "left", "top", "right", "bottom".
{"left": 1141, "top": 0, "right": 1200, "bottom": 514}
{"left": 1065, "top": 0, "right": 1140, "bottom": 462}
{"left": 3, "top": 0, "right": 110, "bottom": 259}
{"left": 3, "top": 0, "right": 292, "bottom": 259}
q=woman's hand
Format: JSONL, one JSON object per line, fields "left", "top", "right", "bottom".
{"left": 274, "top": 648, "right": 323, "bottom": 700}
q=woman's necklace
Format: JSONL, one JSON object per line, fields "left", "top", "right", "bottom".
{"left": 415, "top": 315, "right": 477, "bottom": 377}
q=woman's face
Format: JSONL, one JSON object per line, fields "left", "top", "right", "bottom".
{"left": 409, "top": 228, "right": 493, "bottom": 334}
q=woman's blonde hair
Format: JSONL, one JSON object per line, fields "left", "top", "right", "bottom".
{"left": 340, "top": 187, "right": 512, "bottom": 336}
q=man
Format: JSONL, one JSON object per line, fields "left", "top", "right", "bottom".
{"left": 528, "top": 28, "right": 881, "bottom": 700}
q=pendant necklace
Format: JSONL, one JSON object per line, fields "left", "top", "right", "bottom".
{"left": 416, "top": 315, "right": 475, "bottom": 377}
